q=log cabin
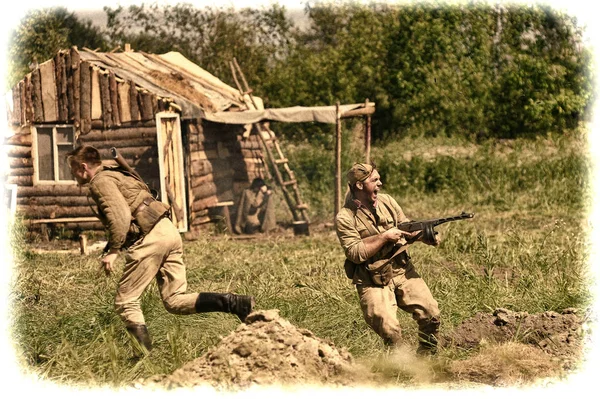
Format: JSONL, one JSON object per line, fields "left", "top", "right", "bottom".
{"left": 3, "top": 47, "right": 270, "bottom": 237}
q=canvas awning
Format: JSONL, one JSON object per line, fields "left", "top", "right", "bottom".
{"left": 202, "top": 103, "right": 375, "bottom": 125}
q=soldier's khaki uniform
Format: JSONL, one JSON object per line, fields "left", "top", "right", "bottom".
{"left": 87, "top": 166, "right": 253, "bottom": 352}
{"left": 335, "top": 192, "right": 440, "bottom": 349}
{"left": 88, "top": 167, "right": 196, "bottom": 326}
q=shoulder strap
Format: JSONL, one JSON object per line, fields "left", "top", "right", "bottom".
{"left": 378, "top": 194, "right": 398, "bottom": 226}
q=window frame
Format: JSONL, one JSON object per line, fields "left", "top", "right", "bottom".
{"left": 32, "top": 124, "right": 77, "bottom": 185}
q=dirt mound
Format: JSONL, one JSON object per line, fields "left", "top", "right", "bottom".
{"left": 441, "top": 308, "right": 585, "bottom": 367}
{"left": 138, "top": 309, "right": 364, "bottom": 390}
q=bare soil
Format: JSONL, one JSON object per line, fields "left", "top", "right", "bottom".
{"left": 134, "top": 307, "right": 586, "bottom": 391}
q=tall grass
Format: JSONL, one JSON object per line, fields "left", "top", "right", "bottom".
{"left": 8, "top": 133, "right": 593, "bottom": 387}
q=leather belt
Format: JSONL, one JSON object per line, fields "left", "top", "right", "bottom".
{"left": 133, "top": 197, "right": 154, "bottom": 218}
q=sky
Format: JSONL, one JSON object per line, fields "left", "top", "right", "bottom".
{"left": 0, "top": 0, "right": 599, "bottom": 397}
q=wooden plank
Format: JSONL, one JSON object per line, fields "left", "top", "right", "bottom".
{"left": 109, "top": 73, "right": 120, "bottom": 126}
{"left": 79, "top": 61, "right": 92, "bottom": 134}
{"left": 129, "top": 81, "right": 140, "bottom": 121}
{"left": 31, "top": 69, "right": 43, "bottom": 122}
{"left": 24, "top": 75, "right": 34, "bottom": 124}
{"left": 39, "top": 59, "right": 57, "bottom": 121}
{"left": 90, "top": 66, "right": 102, "bottom": 120}
{"left": 70, "top": 47, "right": 81, "bottom": 130}
{"left": 118, "top": 80, "right": 132, "bottom": 122}
{"left": 139, "top": 90, "right": 153, "bottom": 121}
{"left": 55, "top": 52, "right": 68, "bottom": 121}
{"left": 65, "top": 50, "right": 74, "bottom": 121}
{"left": 99, "top": 71, "right": 112, "bottom": 128}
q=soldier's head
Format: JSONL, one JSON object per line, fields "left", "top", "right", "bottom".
{"left": 66, "top": 146, "right": 102, "bottom": 186}
{"left": 347, "top": 162, "right": 382, "bottom": 205}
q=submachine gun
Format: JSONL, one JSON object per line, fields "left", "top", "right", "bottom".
{"left": 398, "top": 211, "right": 475, "bottom": 245}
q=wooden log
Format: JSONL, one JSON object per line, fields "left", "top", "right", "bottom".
{"left": 17, "top": 204, "right": 95, "bottom": 219}
{"left": 108, "top": 73, "right": 120, "bottom": 126}
{"left": 24, "top": 75, "right": 34, "bottom": 124}
{"left": 91, "top": 67, "right": 102, "bottom": 121}
{"left": 191, "top": 196, "right": 218, "bottom": 213}
{"left": 99, "top": 71, "right": 112, "bottom": 128}
{"left": 80, "top": 61, "right": 92, "bottom": 134}
{"left": 81, "top": 136, "right": 157, "bottom": 149}
{"left": 139, "top": 90, "right": 153, "bottom": 121}
{"left": 40, "top": 59, "right": 58, "bottom": 121}
{"left": 5, "top": 145, "right": 32, "bottom": 158}
{"left": 191, "top": 182, "right": 217, "bottom": 200}
{"left": 18, "top": 195, "right": 90, "bottom": 206}
{"left": 7, "top": 175, "right": 33, "bottom": 186}
{"left": 96, "top": 145, "right": 156, "bottom": 160}
{"left": 189, "top": 158, "right": 212, "bottom": 175}
{"left": 55, "top": 52, "right": 68, "bottom": 121}
{"left": 17, "top": 185, "right": 89, "bottom": 197}
{"left": 128, "top": 81, "right": 140, "bottom": 121}
{"left": 48, "top": 221, "right": 104, "bottom": 231}
{"left": 31, "top": 69, "right": 43, "bottom": 123}
{"left": 70, "top": 47, "right": 81, "bottom": 130}
{"left": 189, "top": 172, "right": 214, "bottom": 189}
{"left": 8, "top": 167, "right": 34, "bottom": 176}
{"left": 8, "top": 157, "right": 33, "bottom": 168}
{"left": 4, "top": 133, "right": 32, "bottom": 146}
{"left": 82, "top": 126, "right": 157, "bottom": 141}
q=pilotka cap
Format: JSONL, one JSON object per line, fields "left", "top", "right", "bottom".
{"left": 346, "top": 163, "right": 374, "bottom": 185}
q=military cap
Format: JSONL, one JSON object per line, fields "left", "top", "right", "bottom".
{"left": 346, "top": 163, "right": 374, "bottom": 185}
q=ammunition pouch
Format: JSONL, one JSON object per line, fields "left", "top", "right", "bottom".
{"left": 343, "top": 259, "right": 357, "bottom": 279}
{"left": 133, "top": 197, "right": 171, "bottom": 235}
{"left": 365, "top": 258, "right": 394, "bottom": 286}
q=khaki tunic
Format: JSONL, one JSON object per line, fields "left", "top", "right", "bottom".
{"left": 89, "top": 167, "right": 197, "bottom": 326}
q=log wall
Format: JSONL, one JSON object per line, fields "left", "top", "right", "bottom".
{"left": 184, "top": 120, "right": 267, "bottom": 229}
{"left": 6, "top": 47, "right": 176, "bottom": 133}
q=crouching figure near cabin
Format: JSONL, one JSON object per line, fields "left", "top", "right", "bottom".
{"left": 67, "top": 145, "right": 255, "bottom": 353}
{"left": 234, "top": 177, "right": 276, "bottom": 234}
{"left": 334, "top": 162, "right": 441, "bottom": 355}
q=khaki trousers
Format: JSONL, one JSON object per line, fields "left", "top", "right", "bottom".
{"left": 114, "top": 218, "right": 198, "bottom": 326}
{"left": 356, "top": 265, "right": 440, "bottom": 346}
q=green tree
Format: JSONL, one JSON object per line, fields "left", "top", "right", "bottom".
{"left": 6, "top": 7, "right": 107, "bottom": 89}
{"left": 103, "top": 2, "right": 294, "bottom": 92}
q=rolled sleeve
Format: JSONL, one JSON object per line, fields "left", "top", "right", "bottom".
{"left": 335, "top": 210, "right": 369, "bottom": 264}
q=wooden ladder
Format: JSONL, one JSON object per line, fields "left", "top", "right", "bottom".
{"left": 230, "top": 58, "right": 310, "bottom": 224}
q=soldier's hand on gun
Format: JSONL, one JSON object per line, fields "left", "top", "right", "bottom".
{"left": 383, "top": 227, "right": 419, "bottom": 243}
{"left": 100, "top": 250, "right": 119, "bottom": 276}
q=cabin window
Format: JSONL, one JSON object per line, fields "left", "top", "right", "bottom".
{"left": 34, "top": 125, "right": 75, "bottom": 183}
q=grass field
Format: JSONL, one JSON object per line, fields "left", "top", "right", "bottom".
{"left": 6, "top": 132, "right": 595, "bottom": 389}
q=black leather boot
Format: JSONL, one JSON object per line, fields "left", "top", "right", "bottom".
{"left": 194, "top": 292, "right": 255, "bottom": 322}
{"left": 126, "top": 324, "right": 152, "bottom": 352}
{"left": 416, "top": 317, "right": 440, "bottom": 356}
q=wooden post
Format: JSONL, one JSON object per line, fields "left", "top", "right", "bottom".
{"left": 364, "top": 98, "right": 371, "bottom": 164}
{"left": 335, "top": 101, "right": 342, "bottom": 218}
{"left": 79, "top": 235, "right": 88, "bottom": 255}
